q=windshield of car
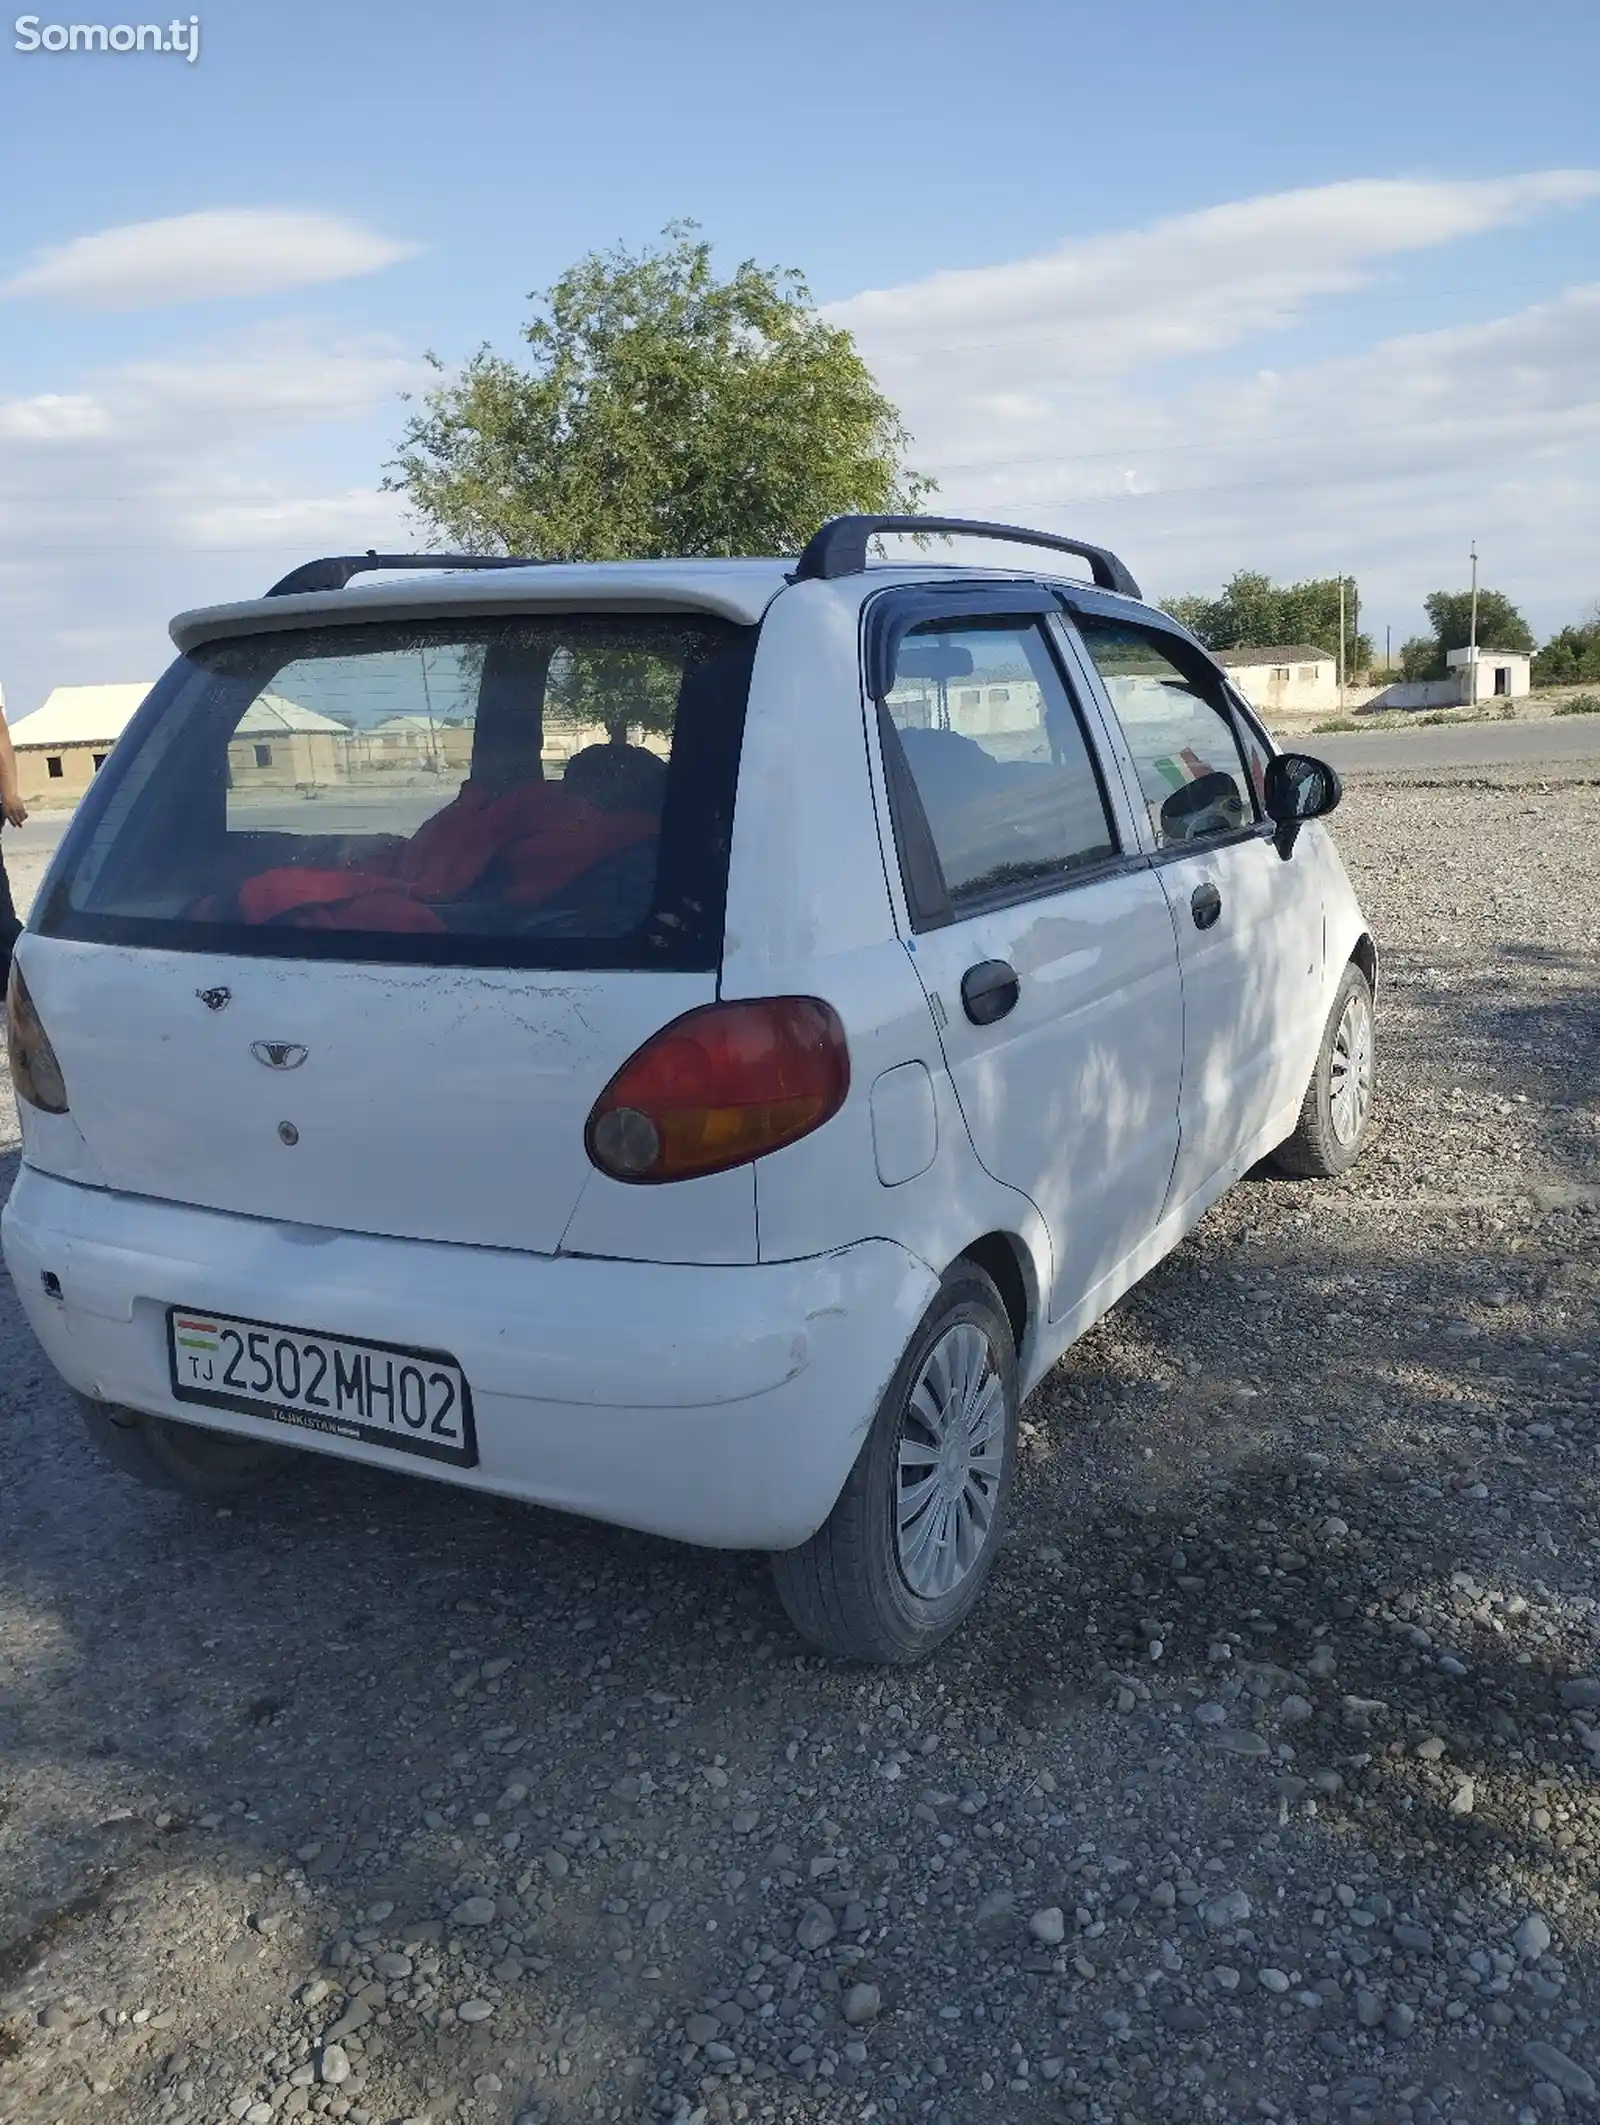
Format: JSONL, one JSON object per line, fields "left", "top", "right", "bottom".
{"left": 37, "top": 612, "right": 755, "bottom": 969}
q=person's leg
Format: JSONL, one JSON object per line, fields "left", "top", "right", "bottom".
{"left": 0, "top": 845, "right": 20, "bottom": 993}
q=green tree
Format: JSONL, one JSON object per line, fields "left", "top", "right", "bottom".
{"left": 1159, "top": 570, "right": 1372, "bottom": 673}
{"left": 1160, "top": 594, "right": 1213, "bottom": 640}
{"left": 1397, "top": 635, "right": 1438, "bottom": 682}
{"left": 1532, "top": 608, "right": 1600, "bottom": 687}
{"left": 386, "top": 223, "right": 932, "bottom": 561}
{"left": 1400, "top": 586, "right": 1535, "bottom": 679}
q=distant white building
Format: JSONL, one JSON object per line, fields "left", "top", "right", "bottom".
{"left": 8, "top": 682, "right": 368, "bottom": 806}
{"left": 354, "top": 713, "right": 470, "bottom": 774}
{"left": 1365, "top": 648, "right": 1532, "bottom": 713}
{"left": 229, "top": 695, "right": 354, "bottom": 791}
{"left": 1445, "top": 647, "right": 1531, "bottom": 703}
{"left": 1212, "top": 646, "right": 1338, "bottom": 715}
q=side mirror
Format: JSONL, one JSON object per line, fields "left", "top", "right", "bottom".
{"left": 1263, "top": 752, "right": 1342, "bottom": 857}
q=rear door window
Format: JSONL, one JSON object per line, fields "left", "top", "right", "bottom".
{"left": 881, "top": 618, "right": 1117, "bottom": 913}
{"left": 39, "top": 613, "right": 754, "bottom": 968}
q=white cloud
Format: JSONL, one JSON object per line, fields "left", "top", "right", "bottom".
{"left": 2, "top": 209, "right": 421, "bottom": 310}
{"left": 0, "top": 393, "right": 109, "bottom": 442}
{"left": 0, "top": 330, "right": 423, "bottom": 711}
{"left": 898, "top": 287, "right": 1600, "bottom": 635}
{"left": 3, "top": 174, "right": 1597, "bottom": 718}
{"left": 832, "top": 173, "right": 1600, "bottom": 384}
{"left": 835, "top": 175, "right": 1600, "bottom": 634}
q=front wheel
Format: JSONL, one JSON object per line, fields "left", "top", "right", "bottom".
{"left": 771, "top": 1263, "right": 1017, "bottom": 1663}
{"left": 1270, "top": 960, "right": 1375, "bottom": 1179}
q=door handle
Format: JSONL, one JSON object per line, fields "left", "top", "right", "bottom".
{"left": 1190, "top": 883, "right": 1223, "bottom": 931}
{"left": 960, "top": 959, "right": 1020, "bottom": 1025}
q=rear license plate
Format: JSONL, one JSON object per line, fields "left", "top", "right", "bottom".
{"left": 167, "top": 1308, "right": 477, "bottom": 1468}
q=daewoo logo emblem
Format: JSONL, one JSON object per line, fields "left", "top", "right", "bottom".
{"left": 251, "top": 1042, "right": 309, "bottom": 1071}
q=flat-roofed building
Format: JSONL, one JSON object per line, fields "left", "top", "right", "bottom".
{"left": 1212, "top": 646, "right": 1338, "bottom": 714}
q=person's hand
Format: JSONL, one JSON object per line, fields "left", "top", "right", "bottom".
{"left": 3, "top": 794, "right": 27, "bottom": 828}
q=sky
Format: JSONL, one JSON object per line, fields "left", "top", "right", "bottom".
{"left": 1, "top": 0, "right": 1598, "bottom": 717}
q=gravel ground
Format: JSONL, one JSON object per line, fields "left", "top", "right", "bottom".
{"left": 2, "top": 772, "right": 1598, "bottom": 2125}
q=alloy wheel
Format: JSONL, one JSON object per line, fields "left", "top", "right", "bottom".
{"left": 1329, "top": 989, "right": 1374, "bottom": 1146}
{"left": 894, "top": 1321, "right": 1007, "bottom": 1600}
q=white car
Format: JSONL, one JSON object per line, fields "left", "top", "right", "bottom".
{"left": 3, "top": 517, "right": 1375, "bottom": 1662}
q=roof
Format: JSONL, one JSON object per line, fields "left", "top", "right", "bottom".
{"left": 1212, "top": 645, "right": 1333, "bottom": 668}
{"left": 235, "top": 692, "right": 350, "bottom": 736}
{"left": 7, "top": 681, "right": 156, "bottom": 748}
{"left": 1444, "top": 646, "right": 1531, "bottom": 667}
{"left": 169, "top": 554, "right": 1151, "bottom": 655}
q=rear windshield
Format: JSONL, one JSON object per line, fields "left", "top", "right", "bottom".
{"left": 37, "top": 612, "right": 755, "bottom": 969}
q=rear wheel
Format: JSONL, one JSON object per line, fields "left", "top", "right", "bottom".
{"left": 78, "top": 1396, "right": 300, "bottom": 1499}
{"left": 771, "top": 1263, "right": 1017, "bottom": 1663}
{"left": 1270, "top": 960, "right": 1375, "bottom": 1179}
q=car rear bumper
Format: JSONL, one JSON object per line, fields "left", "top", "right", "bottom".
{"left": 2, "top": 1166, "right": 939, "bottom": 1550}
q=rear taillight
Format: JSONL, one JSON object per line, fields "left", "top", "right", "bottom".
{"left": 5, "top": 962, "right": 69, "bottom": 1114}
{"left": 585, "top": 998, "right": 849, "bottom": 1184}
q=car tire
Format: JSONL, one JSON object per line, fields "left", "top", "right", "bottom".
{"left": 77, "top": 1395, "right": 300, "bottom": 1499}
{"left": 771, "top": 1262, "right": 1017, "bottom": 1664}
{"left": 1270, "top": 960, "right": 1375, "bottom": 1180}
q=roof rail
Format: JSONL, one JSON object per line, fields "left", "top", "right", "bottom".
{"left": 791, "top": 515, "right": 1141, "bottom": 599}
{"left": 264, "top": 552, "right": 545, "bottom": 598}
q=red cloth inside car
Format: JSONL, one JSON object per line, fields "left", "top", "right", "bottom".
{"left": 495, "top": 801, "right": 656, "bottom": 907}
{"left": 233, "top": 778, "right": 658, "bottom": 931}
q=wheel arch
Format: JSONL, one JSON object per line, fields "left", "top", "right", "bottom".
{"left": 952, "top": 1230, "right": 1035, "bottom": 1367}
{"left": 1349, "top": 930, "right": 1378, "bottom": 996}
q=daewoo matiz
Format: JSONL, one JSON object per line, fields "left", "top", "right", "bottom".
{"left": 3, "top": 516, "right": 1375, "bottom": 1661}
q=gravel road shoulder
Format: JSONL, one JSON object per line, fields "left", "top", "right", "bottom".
{"left": 1, "top": 775, "right": 1597, "bottom": 2125}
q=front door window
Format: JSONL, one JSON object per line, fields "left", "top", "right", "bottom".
{"left": 1072, "top": 617, "right": 1259, "bottom": 848}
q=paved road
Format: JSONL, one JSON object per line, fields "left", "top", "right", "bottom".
{"left": 2, "top": 811, "right": 74, "bottom": 861}
{"left": 1312, "top": 711, "right": 1600, "bottom": 774}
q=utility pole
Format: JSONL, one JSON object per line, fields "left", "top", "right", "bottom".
{"left": 1338, "top": 577, "right": 1346, "bottom": 710}
{"left": 1352, "top": 579, "right": 1360, "bottom": 686}
{"left": 418, "top": 648, "right": 442, "bottom": 773}
{"left": 1468, "top": 541, "right": 1480, "bottom": 704}
{"left": 1386, "top": 624, "right": 1391, "bottom": 675}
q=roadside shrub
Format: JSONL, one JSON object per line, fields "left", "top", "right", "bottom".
{"left": 1553, "top": 693, "right": 1600, "bottom": 717}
